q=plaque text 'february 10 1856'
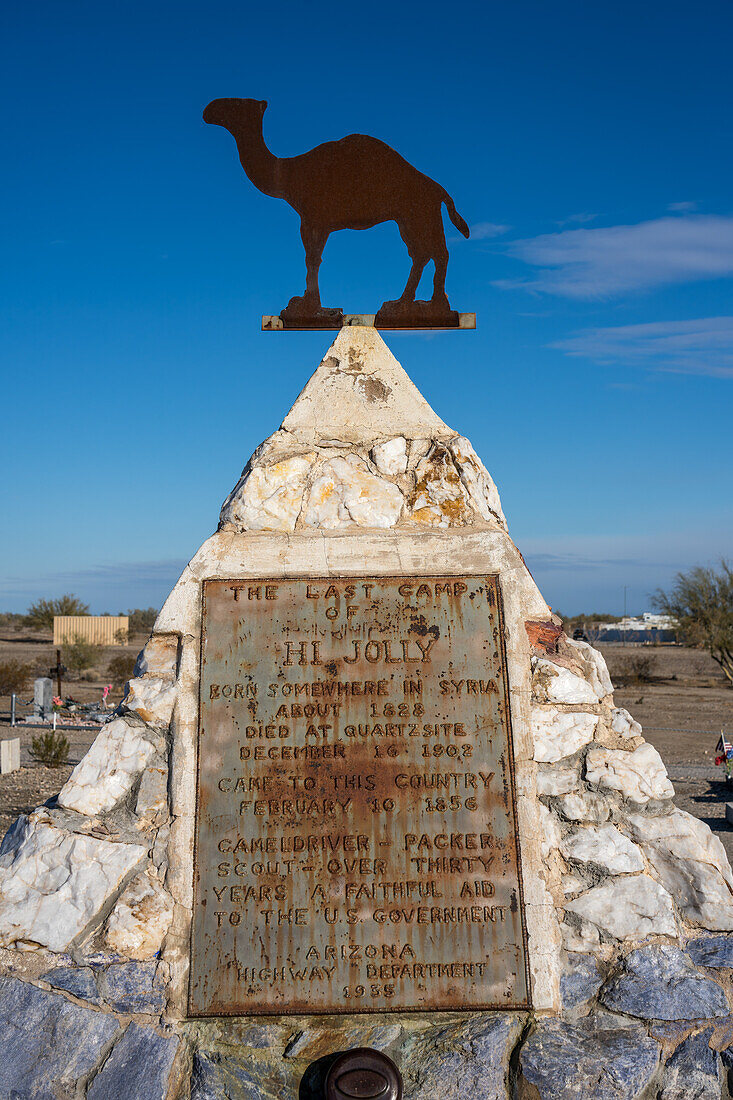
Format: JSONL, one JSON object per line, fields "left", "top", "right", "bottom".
{"left": 188, "top": 576, "right": 529, "bottom": 1015}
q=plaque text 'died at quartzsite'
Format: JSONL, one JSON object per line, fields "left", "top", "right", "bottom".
{"left": 188, "top": 576, "right": 530, "bottom": 1016}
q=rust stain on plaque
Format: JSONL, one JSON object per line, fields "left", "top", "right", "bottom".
{"left": 188, "top": 576, "right": 530, "bottom": 1016}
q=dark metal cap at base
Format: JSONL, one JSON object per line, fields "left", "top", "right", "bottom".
{"left": 325, "top": 1048, "right": 402, "bottom": 1100}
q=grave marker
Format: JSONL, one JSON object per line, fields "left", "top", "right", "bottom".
{"left": 0, "top": 739, "right": 20, "bottom": 775}
{"left": 33, "top": 677, "right": 53, "bottom": 721}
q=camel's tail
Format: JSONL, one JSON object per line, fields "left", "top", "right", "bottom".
{"left": 442, "top": 191, "right": 470, "bottom": 238}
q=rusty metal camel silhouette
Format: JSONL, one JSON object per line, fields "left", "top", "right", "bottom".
{"left": 203, "top": 98, "right": 470, "bottom": 326}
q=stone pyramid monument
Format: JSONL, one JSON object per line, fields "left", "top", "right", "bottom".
{"left": 1, "top": 328, "right": 733, "bottom": 1098}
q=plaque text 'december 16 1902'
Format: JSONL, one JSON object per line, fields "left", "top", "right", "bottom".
{"left": 188, "top": 576, "right": 530, "bottom": 1015}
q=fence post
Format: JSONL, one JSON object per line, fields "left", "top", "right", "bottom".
{"left": 10, "top": 694, "right": 16, "bottom": 727}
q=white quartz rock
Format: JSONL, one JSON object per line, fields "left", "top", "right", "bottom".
{"left": 562, "top": 918, "right": 600, "bottom": 952}
{"left": 539, "top": 802, "right": 561, "bottom": 859}
{"left": 532, "top": 660, "right": 599, "bottom": 705}
{"left": 122, "top": 677, "right": 176, "bottom": 728}
{"left": 0, "top": 816, "right": 145, "bottom": 951}
{"left": 585, "top": 744, "right": 674, "bottom": 804}
{"left": 537, "top": 764, "right": 580, "bottom": 796}
{"left": 448, "top": 435, "right": 506, "bottom": 528}
{"left": 58, "top": 717, "right": 158, "bottom": 816}
{"left": 566, "top": 638, "right": 614, "bottom": 699}
{"left": 560, "top": 824, "right": 645, "bottom": 874}
{"left": 564, "top": 874, "right": 677, "bottom": 939}
{"left": 532, "top": 707, "right": 599, "bottom": 763}
{"left": 302, "top": 454, "right": 404, "bottom": 529}
{"left": 220, "top": 452, "right": 315, "bottom": 532}
{"left": 134, "top": 634, "right": 178, "bottom": 680}
{"left": 611, "top": 707, "right": 642, "bottom": 740}
{"left": 557, "top": 789, "right": 611, "bottom": 823}
{"left": 371, "top": 436, "right": 408, "bottom": 476}
{"left": 409, "top": 444, "right": 473, "bottom": 527}
{"left": 104, "top": 872, "right": 173, "bottom": 959}
{"left": 135, "top": 763, "right": 168, "bottom": 817}
{"left": 625, "top": 811, "right": 733, "bottom": 930}
{"left": 561, "top": 873, "right": 586, "bottom": 897}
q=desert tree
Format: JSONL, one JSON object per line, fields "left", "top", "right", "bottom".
{"left": 653, "top": 561, "right": 733, "bottom": 686}
{"left": 124, "top": 607, "right": 159, "bottom": 635}
{"left": 25, "top": 594, "right": 89, "bottom": 632}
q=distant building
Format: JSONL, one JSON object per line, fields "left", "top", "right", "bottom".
{"left": 53, "top": 616, "right": 129, "bottom": 646}
{"left": 593, "top": 612, "right": 677, "bottom": 644}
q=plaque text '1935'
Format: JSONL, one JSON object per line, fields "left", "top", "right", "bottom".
{"left": 188, "top": 575, "right": 529, "bottom": 1015}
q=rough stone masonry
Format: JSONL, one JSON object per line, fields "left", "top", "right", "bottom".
{"left": 1, "top": 327, "right": 733, "bottom": 1098}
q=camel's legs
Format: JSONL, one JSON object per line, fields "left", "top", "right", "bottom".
{"left": 284, "top": 222, "right": 342, "bottom": 318}
{"left": 301, "top": 222, "right": 328, "bottom": 306}
{"left": 430, "top": 239, "right": 450, "bottom": 306}
{"left": 429, "top": 212, "right": 450, "bottom": 307}
{"left": 397, "top": 223, "right": 429, "bottom": 303}
{"left": 399, "top": 254, "right": 429, "bottom": 302}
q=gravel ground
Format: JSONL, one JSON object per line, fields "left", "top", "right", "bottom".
{"left": 0, "top": 723, "right": 98, "bottom": 836}
{"left": 0, "top": 762, "right": 75, "bottom": 836}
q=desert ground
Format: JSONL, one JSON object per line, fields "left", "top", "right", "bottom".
{"left": 1, "top": 631, "right": 731, "bottom": 856}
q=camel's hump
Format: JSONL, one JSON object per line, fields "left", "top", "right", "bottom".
{"left": 288, "top": 133, "right": 435, "bottom": 180}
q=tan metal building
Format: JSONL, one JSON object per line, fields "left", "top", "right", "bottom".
{"left": 53, "top": 616, "right": 129, "bottom": 646}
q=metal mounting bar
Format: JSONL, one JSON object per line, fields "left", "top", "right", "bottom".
{"left": 262, "top": 312, "right": 476, "bottom": 331}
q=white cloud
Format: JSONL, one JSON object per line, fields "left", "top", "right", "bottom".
{"left": 552, "top": 316, "right": 733, "bottom": 378}
{"left": 667, "top": 201, "right": 699, "bottom": 213}
{"left": 497, "top": 214, "right": 733, "bottom": 298}
{"left": 555, "top": 212, "right": 598, "bottom": 227}
{"left": 469, "top": 222, "right": 511, "bottom": 239}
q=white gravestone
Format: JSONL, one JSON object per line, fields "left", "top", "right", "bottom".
{"left": 33, "top": 677, "right": 53, "bottom": 721}
{"left": 0, "top": 739, "right": 20, "bottom": 775}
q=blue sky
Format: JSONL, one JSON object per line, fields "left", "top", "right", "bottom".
{"left": 1, "top": 0, "right": 731, "bottom": 616}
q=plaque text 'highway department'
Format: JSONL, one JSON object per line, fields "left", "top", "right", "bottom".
{"left": 188, "top": 576, "right": 529, "bottom": 1015}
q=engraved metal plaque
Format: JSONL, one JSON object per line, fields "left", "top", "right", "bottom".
{"left": 188, "top": 576, "right": 529, "bottom": 1016}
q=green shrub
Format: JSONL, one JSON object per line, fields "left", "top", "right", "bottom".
{"left": 0, "top": 612, "right": 26, "bottom": 631}
{"left": 30, "top": 731, "right": 70, "bottom": 767}
{"left": 26, "top": 594, "right": 89, "bottom": 632}
{"left": 62, "top": 635, "right": 100, "bottom": 672}
{"left": 108, "top": 652, "right": 136, "bottom": 687}
{"left": 0, "top": 659, "right": 31, "bottom": 696}
{"left": 654, "top": 561, "right": 733, "bottom": 686}
{"left": 613, "top": 653, "right": 655, "bottom": 686}
{"left": 125, "top": 608, "right": 158, "bottom": 635}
